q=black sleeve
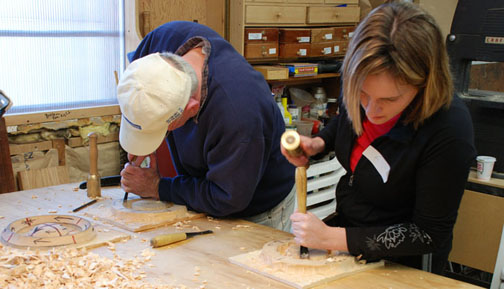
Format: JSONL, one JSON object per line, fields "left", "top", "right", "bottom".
{"left": 346, "top": 128, "right": 476, "bottom": 261}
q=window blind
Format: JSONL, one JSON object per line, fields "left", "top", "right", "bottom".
{"left": 0, "top": 0, "right": 124, "bottom": 114}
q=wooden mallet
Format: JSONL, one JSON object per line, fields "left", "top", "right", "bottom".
{"left": 281, "top": 130, "right": 309, "bottom": 259}
{"left": 87, "top": 132, "right": 101, "bottom": 198}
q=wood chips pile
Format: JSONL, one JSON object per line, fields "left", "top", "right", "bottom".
{"left": 0, "top": 243, "right": 179, "bottom": 289}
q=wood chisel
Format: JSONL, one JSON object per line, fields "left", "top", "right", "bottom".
{"left": 281, "top": 130, "right": 310, "bottom": 259}
{"left": 150, "top": 230, "right": 213, "bottom": 248}
{"left": 123, "top": 155, "right": 138, "bottom": 203}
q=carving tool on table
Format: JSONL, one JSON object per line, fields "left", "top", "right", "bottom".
{"left": 150, "top": 230, "right": 213, "bottom": 248}
{"left": 123, "top": 155, "right": 137, "bottom": 202}
{"left": 87, "top": 132, "right": 101, "bottom": 198}
{"left": 72, "top": 199, "right": 98, "bottom": 212}
{"left": 281, "top": 130, "right": 310, "bottom": 259}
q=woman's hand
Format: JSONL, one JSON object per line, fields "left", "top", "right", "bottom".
{"left": 290, "top": 211, "right": 348, "bottom": 252}
{"left": 120, "top": 153, "right": 161, "bottom": 199}
{"left": 281, "top": 135, "right": 326, "bottom": 167}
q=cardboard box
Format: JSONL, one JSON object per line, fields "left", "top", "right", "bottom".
{"left": 253, "top": 65, "right": 289, "bottom": 80}
{"left": 281, "top": 63, "right": 318, "bottom": 77}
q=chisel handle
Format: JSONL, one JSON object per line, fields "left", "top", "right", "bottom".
{"left": 296, "top": 166, "right": 309, "bottom": 258}
{"left": 296, "top": 167, "right": 307, "bottom": 213}
{"left": 150, "top": 233, "right": 188, "bottom": 248}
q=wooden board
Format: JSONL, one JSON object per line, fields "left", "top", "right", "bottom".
{"left": 17, "top": 166, "right": 70, "bottom": 190}
{"left": 68, "top": 132, "right": 119, "bottom": 148}
{"left": 84, "top": 197, "right": 204, "bottom": 232}
{"left": 230, "top": 239, "right": 384, "bottom": 289}
{"left": 75, "top": 224, "right": 130, "bottom": 250}
{"left": 449, "top": 190, "right": 504, "bottom": 273}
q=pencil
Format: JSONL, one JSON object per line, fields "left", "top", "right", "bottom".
{"left": 72, "top": 199, "right": 98, "bottom": 212}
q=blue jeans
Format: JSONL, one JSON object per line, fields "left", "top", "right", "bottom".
{"left": 244, "top": 185, "right": 295, "bottom": 232}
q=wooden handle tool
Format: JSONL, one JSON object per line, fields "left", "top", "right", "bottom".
{"left": 281, "top": 130, "right": 310, "bottom": 259}
{"left": 150, "top": 230, "right": 213, "bottom": 248}
{"left": 281, "top": 130, "right": 304, "bottom": 158}
{"left": 123, "top": 155, "right": 138, "bottom": 202}
{"left": 87, "top": 132, "right": 101, "bottom": 198}
{"left": 296, "top": 166, "right": 309, "bottom": 259}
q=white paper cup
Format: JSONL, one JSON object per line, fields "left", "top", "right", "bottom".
{"left": 476, "top": 156, "right": 496, "bottom": 181}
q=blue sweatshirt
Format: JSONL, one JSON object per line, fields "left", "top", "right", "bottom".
{"left": 129, "top": 21, "right": 295, "bottom": 218}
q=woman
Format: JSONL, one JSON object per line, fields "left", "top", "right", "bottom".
{"left": 282, "top": 2, "right": 475, "bottom": 274}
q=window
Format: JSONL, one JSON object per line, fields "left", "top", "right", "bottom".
{"left": 0, "top": 0, "right": 124, "bottom": 114}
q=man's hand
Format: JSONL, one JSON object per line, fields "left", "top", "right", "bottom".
{"left": 120, "top": 153, "right": 161, "bottom": 199}
{"left": 290, "top": 211, "right": 348, "bottom": 252}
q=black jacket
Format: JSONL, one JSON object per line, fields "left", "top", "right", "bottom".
{"left": 317, "top": 95, "right": 476, "bottom": 274}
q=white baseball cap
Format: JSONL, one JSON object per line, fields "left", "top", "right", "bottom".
{"left": 117, "top": 52, "right": 192, "bottom": 156}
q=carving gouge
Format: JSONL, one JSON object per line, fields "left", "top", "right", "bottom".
{"left": 150, "top": 230, "right": 213, "bottom": 248}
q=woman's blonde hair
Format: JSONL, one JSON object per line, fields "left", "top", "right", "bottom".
{"left": 342, "top": 1, "right": 453, "bottom": 135}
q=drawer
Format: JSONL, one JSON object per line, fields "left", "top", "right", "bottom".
{"left": 245, "top": 42, "right": 279, "bottom": 59}
{"left": 333, "top": 26, "right": 355, "bottom": 41}
{"left": 279, "top": 43, "right": 311, "bottom": 58}
{"left": 279, "top": 28, "right": 311, "bottom": 43}
{"left": 325, "top": 0, "right": 358, "bottom": 4}
{"left": 307, "top": 6, "right": 360, "bottom": 24}
{"left": 310, "top": 42, "right": 336, "bottom": 57}
{"left": 246, "top": 5, "right": 306, "bottom": 24}
{"left": 244, "top": 28, "right": 279, "bottom": 43}
{"left": 247, "top": 0, "right": 285, "bottom": 2}
{"left": 332, "top": 40, "right": 349, "bottom": 56}
{"left": 286, "top": 0, "right": 323, "bottom": 3}
{"left": 311, "top": 28, "right": 335, "bottom": 43}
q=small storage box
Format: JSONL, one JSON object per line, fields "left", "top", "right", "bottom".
{"left": 253, "top": 65, "right": 289, "bottom": 80}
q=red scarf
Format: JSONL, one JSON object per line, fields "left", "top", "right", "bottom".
{"left": 350, "top": 113, "right": 401, "bottom": 172}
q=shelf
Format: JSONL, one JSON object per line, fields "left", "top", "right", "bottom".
{"left": 267, "top": 73, "right": 340, "bottom": 84}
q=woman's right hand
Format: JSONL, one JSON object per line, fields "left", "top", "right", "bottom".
{"left": 281, "top": 135, "right": 325, "bottom": 167}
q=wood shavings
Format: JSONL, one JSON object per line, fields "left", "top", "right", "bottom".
{"left": 106, "top": 242, "right": 116, "bottom": 251}
{"left": 0, "top": 216, "right": 4, "bottom": 219}
{"left": 47, "top": 210, "right": 57, "bottom": 214}
{"left": 206, "top": 216, "right": 219, "bottom": 222}
{"left": 0, "top": 246, "right": 179, "bottom": 288}
{"left": 232, "top": 224, "right": 251, "bottom": 230}
{"left": 31, "top": 195, "right": 38, "bottom": 199}
{"left": 73, "top": 187, "right": 79, "bottom": 192}
{"left": 191, "top": 225, "right": 201, "bottom": 231}
{"left": 214, "top": 226, "right": 221, "bottom": 230}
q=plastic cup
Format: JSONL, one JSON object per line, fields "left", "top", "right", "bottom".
{"left": 476, "top": 156, "right": 496, "bottom": 181}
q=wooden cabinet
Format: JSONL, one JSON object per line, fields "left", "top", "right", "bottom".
{"left": 125, "top": 0, "right": 226, "bottom": 60}
{"left": 230, "top": 0, "right": 360, "bottom": 61}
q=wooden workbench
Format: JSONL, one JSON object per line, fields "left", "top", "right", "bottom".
{"left": 0, "top": 183, "right": 483, "bottom": 289}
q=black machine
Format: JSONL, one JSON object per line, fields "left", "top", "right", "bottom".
{"left": 446, "top": 0, "right": 504, "bottom": 174}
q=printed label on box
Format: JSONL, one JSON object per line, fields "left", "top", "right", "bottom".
{"left": 248, "top": 33, "right": 262, "bottom": 40}
{"left": 334, "top": 46, "right": 340, "bottom": 53}
{"left": 269, "top": 48, "right": 277, "bottom": 54}
{"left": 324, "top": 33, "right": 333, "bottom": 40}
{"left": 298, "top": 49, "right": 307, "bottom": 56}
{"left": 323, "top": 47, "right": 332, "bottom": 54}
{"left": 349, "top": 32, "right": 354, "bottom": 38}
{"left": 298, "top": 37, "right": 310, "bottom": 43}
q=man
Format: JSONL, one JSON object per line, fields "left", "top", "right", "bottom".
{"left": 117, "top": 21, "right": 295, "bottom": 231}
